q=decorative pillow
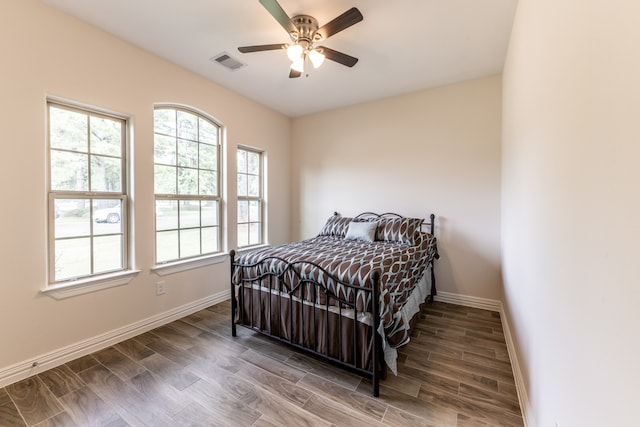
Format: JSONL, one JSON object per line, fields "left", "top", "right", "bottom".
{"left": 318, "top": 216, "right": 353, "bottom": 237}
{"left": 344, "top": 221, "right": 378, "bottom": 242}
{"left": 375, "top": 217, "right": 423, "bottom": 245}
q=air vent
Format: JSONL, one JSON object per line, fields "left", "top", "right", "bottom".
{"left": 211, "top": 52, "right": 246, "bottom": 71}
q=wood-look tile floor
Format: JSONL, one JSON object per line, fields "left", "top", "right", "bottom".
{"left": 0, "top": 300, "right": 523, "bottom": 426}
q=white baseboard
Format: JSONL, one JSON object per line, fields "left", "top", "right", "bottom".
{"left": 498, "top": 301, "right": 534, "bottom": 427}
{"left": 0, "top": 290, "right": 230, "bottom": 388}
{"left": 433, "top": 290, "right": 501, "bottom": 312}
{"left": 432, "top": 291, "right": 532, "bottom": 426}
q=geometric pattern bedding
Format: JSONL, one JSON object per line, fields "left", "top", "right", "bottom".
{"left": 232, "top": 228, "right": 438, "bottom": 362}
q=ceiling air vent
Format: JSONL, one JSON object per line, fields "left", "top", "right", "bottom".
{"left": 211, "top": 52, "right": 246, "bottom": 71}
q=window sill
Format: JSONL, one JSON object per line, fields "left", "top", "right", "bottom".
{"left": 237, "top": 244, "right": 269, "bottom": 255}
{"left": 42, "top": 270, "right": 141, "bottom": 300}
{"left": 151, "top": 253, "right": 227, "bottom": 276}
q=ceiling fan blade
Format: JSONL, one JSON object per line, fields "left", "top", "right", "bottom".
{"left": 259, "top": 0, "right": 297, "bottom": 34}
{"left": 319, "top": 47, "right": 359, "bottom": 67}
{"left": 315, "top": 7, "right": 363, "bottom": 40}
{"left": 289, "top": 68, "right": 302, "bottom": 78}
{"left": 238, "top": 43, "right": 286, "bottom": 53}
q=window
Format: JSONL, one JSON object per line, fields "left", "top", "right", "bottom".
{"left": 237, "top": 147, "right": 264, "bottom": 248}
{"left": 48, "top": 101, "right": 128, "bottom": 284}
{"left": 153, "top": 106, "right": 221, "bottom": 263}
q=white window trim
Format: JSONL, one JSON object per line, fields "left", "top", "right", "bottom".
{"left": 47, "top": 99, "right": 131, "bottom": 285}
{"left": 151, "top": 253, "right": 227, "bottom": 276}
{"left": 237, "top": 244, "right": 269, "bottom": 256}
{"left": 41, "top": 269, "right": 140, "bottom": 300}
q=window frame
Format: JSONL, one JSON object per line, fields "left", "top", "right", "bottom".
{"left": 153, "top": 105, "right": 223, "bottom": 265}
{"left": 237, "top": 146, "right": 265, "bottom": 249}
{"left": 46, "top": 100, "right": 131, "bottom": 286}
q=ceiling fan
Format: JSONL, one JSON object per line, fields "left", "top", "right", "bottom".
{"left": 238, "top": 0, "right": 363, "bottom": 78}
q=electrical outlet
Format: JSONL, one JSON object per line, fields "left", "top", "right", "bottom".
{"left": 156, "top": 281, "right": 166, "bottom": 296}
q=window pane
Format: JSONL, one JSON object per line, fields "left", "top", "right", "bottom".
{"left": 157, "top": 230, "right": 178, "bottom": 262}
{"left": 238, "top": 200, "right": 249, "bottom": 223}
{"left": 154, "top": 134, "right": 177, "bottom": 165}
{"left": 55, "top": 199, "right": 90, "bottom": 238}
{"left": 50, "top": 150, "right": 88, "bottom": 191}
{"left": 249, "top": 200, "right": 261, "bottom": 222}
{"left": 248, "top": 152, "right": 260, "bottom": 175}
{"left": 199, "top": 143, "right": 216, "bottom": 170}
{"left": 201, "top": 227, "right": 218, "bottom": 253}
{"left": 237, "top": 150, "right": 247, "bottom": 174}
{"left": 199, "top": 117, "right": 217, "bottom": 145}
{"left": 178, "top": 139, "right": 198, "bottom": 168}
{"left": 237, "top": 174, "right": 247, "bottom": 197}
{"left": 90, "top": 155, "right": 122, "bottom": 192}
{"left": 201, "top": 201, "right": 218, "bottom": 227}
{"left": 155, "top": 165, "right": 177, "bottom": 194}
{"left": 248, "top": 175, "right": 260, "bottom": 197}
{"left": 177, "top": 110, "right": 198, "bottom": 141}
{"left": 49, "top": 107, "right": 88, "bottom": 152}
{"left": 90, "top": 116, "right": 122, "bottom": 157}
{"left": 93, "top": 235, "right": 123, "bottom": 273}
{"left": 177, "top": 168, "right": 198, "bottom": 195}
{"left": 180, "top": 228, "right": 200, "bottom": 258}
{"left": 180, "top": 201, "right": 200, "bottom": 229}
{"left": 199, "top": 170, "right": 216, "bottom": 196}
{"left": 55, "top": 237, "right": 91, "bottom": 281}
{"left": 154, "top": 109, "right": 176, "bottom": 136}
{"left": 156, "top": 200, "right": 178, "bottom": 231}
{"left": 93, "top": 200, "right": 122, "bottom": 234}
{"left": 249, "top": 223, "right": 261, "bottom": 245}
{"left": 237, "top": 223, "right": 249, "bottom": 247}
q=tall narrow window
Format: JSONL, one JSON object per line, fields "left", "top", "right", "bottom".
{"left": 153, "top": 106, "right": 221, "bottom": 263}
{"left": 237, "top": 147, "right": 263, "bottom": 248}
{"left": 48, "top": 101, "right": 128, "bottom": 283}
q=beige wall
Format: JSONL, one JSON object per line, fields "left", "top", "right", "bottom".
{"left": 502, "top": 0, "right": 640, "bottom": 425}
{"left": 0, "top": 1, "right": 290, "bottom": 374}
{"left": 291, "top": 75, "right": 503, "bottom": 301}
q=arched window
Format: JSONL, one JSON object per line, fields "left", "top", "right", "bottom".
{"left": 153, "top": 106, "right": 221, "bottom": 263}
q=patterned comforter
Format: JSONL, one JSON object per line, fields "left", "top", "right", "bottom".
{"left": 232, "top": 231, "right": 438, "bottom": 351}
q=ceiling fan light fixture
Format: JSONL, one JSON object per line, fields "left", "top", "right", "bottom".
{"left": 286, "top": 44, "right": 304, "bottom": 62}
{"left": 238, "top": 1, "right": 363, "bottom": 78}
{"left": 308, "top": 49, "right": 325, "bottom": 68}
{"left": 291, "top": 58, "right": 304, "bottom": 73}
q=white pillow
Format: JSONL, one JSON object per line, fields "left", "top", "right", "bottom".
{"left": 344, "top": 221, "right": 377, "bottom": 242}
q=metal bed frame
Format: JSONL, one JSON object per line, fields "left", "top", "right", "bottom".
{"left": 229, "top": 213, "right": 437, "bottom": 397}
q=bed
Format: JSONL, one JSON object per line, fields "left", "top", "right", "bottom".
{"left": 229, "top": 212, "right": 439, "bottom": 396}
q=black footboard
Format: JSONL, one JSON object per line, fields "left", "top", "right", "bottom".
{"left": 229, "top": 250, "right": 383, "bottom": 397}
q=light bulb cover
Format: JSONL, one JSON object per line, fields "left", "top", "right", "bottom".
{"left": 308, "top": 49, "right": 325, "bottom": 68}
{"left": 286, "top": 44, "right": 304, "bottom": 62}
{"left": 291, "top": 59, "right": 304, "bottom": 73}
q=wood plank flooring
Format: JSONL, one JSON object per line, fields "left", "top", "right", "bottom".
{"left": 0, "top": 300, "right": 523, "bottom": 426}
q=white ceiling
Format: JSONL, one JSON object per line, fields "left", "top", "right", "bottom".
{"left": 41, "top": 0, "right": 518, "bottom": 117}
